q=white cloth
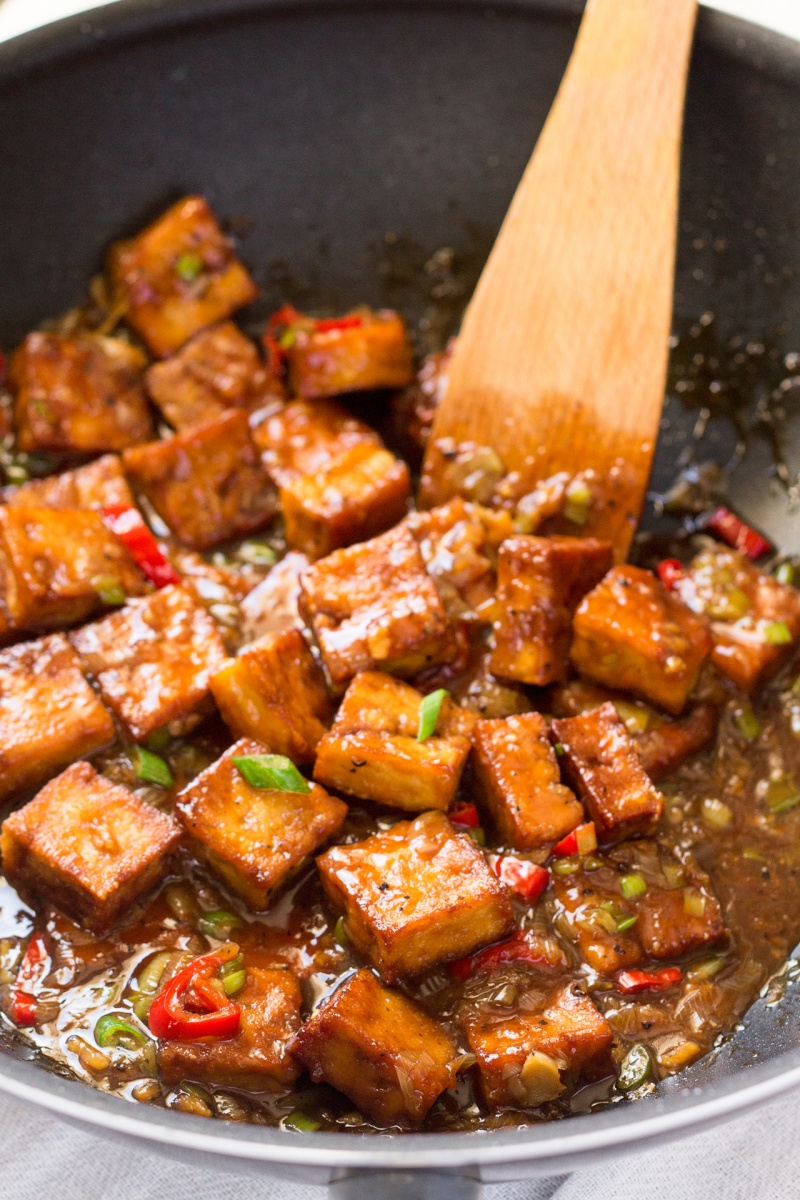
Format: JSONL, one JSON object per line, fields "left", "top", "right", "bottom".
{"left": 1, "top": 0, "right": 800, "bottom": 1196}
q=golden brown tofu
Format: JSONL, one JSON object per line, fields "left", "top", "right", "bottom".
{"left": 0, "top": 634, "right": 114, "bottom": 803}
{"left": 254, "top": 399, "right": 410, "bottom": 559}
{"left": 145, "top": 320, "right": 285, "bottom": 431}
{"left": 451, "top": 640, "right": 534, "bottom": 719}
{"left": 108, "top": 195, "right": 259, "bottom": 358}
{"left": 176, "top": 738, "right": 347, "bottom": 909}
{"left": 551, "top": 870, "right": 644, "bottom": 974}
{"left": 1, "top": 761, "right": 181, "bottom": 933}
{"left": 550, "top": 704, "right": 664, "bottom": 845}
{"left": 3, "top": 454, "right": 135, "bottom": 511}
{"left": 637, "top": 884, "right": 727, "bottom": 961}
{"left": 123, "top": 409, "right": 277, "bottom": 550}
{"left": 0, "top": 506, "right": 147, "bottom": 634}
{"left": 299, "top": 525, "right": 458, "bottom": 692}
{"left": 313, "top": 671, "right": 473, "bottom": 812}
{"left": 210, "top": 628, "right": 332, "bottom": 765}
{"left": 461, "top": 980, "right": 614, "bottom": 1108}
{"left": 291, "top": 968, "right": 458, "bottom": 1126}
{"left": 675, "top": 546, "right": 800, "bottom": 693}
{"left": 239, "top": 551, "right": 310, "bottom": 642}
{"left": 570, "top": 566, "right": 712, "bottom": 715}
{"left": 9, "top": 332, "right": 154, "bottom": 454}
{"left": 70, "top": 585, "right": 227, "bottom": 741}
{"left": 317, "top": 810, "right": 515, "bottom": 982}
{"left": 285, "top": 309, "right": 414, "bottom": 400}
{"left": 157, "top": 966, "right": 302, "bottom": 1089}
{"left": 471, "top": 713, "right": 584, "bottom": 849}
{"left": 490, "top": 536, "right": 614, "bottom": 685}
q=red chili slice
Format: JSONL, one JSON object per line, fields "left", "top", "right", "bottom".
{"left": 551, "top": 821, "right": 597, "bottom": 858}
{"left": 657, "top": 558, "right": 685, "bottom": 591}
{"left": 11, "top": 932, "right": 49, "bottom": 1027}
{"left": 148, "top": 949, "right": 241, "bottom": 1041}
{"left": 449, "top": 803, "right": 480, "bottom": 828}
{"left": 450, "top": 931, "right": 552, "bottom": 981}
{"left": 615, "top": 966, "right": 683, "bottom": 995}
{"left": 313, "top": 315, "right": 364, "bottom": 333}
{"left": 101, "top": 504, "right": 180, "bottom": 589}
{"left": 263, "top": 304, "right": 305, "bottom": 375}
{"left": 705, "top": 507, "right": 772, "bottom": 561}
{"left": 493, "top": 856, "right": 550, "bottom": 902}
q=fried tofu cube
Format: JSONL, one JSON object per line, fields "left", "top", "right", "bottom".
{"left": 123, "top": 409, "right": 277, "bottom": 550}
{"left": 0, "top": 506, "right": 147, "bottom": 634}
{"left": 550, "top": 703, "right": 664, "bottom": 845}
{"left": 291, "top": 968, "right": 458, "bottom": 1125}
{"left": 300, "top": 525, "right": 458, "bottom": 691}
{"left": 461, "top": 981, "right": 613, "bottom": 1108}
{"left": 637, "top": 883, "right": 726, "bottom": 961}
{"left": 317, "top": 810, "right": 515, "bottom": 981}
{"left": 145, "top": 320, "right": 284, "bottom": 431}
{"left": 551, "top": 869, "right": 644, "bottom": 974}
{"left": 570, "top": 566, "right": 712, "bottom": 715}
{"left": 108, "top": 196, "right": 259, "bottom": 358}
{"left": 70, "top": 585, "right": 227, "bottom": 741}
{"left": 239, "top": 551, "right": 310, "bottom": 642}
{"left": 9, "top": 332, "right": 154, "bottom": 454}
{"left": 285, "top": 309, "right": 414, "bottom": 400}
{"left": 1, "top": 761, "right": 181, "bottom": 933}
{"left": 176, "top": 738, "right": 347, "bottom": 909}
{"left": 210, "top": 628, "right": 332, "bottom": 765}
{"left": 490, "top": 536, "right": 613, "bottom": 685}
{"left": 3, "top": 454, "right": 135, "bottom": 512}
{"left": 471, "top": 713, "right": 584, "bottom": 849}
{"left": 0, "top": 634, "right": 114, "bottom": 803}
{"left": 157, "top": 966, "right": 302, "bottom": 1088}
{"left": 313, "top": 671, "right": 473, "bottom": 812}
{"left": 254, "top": 399, "right": 410, "bottom": 559}
{"left": 675, "top": 546, "right": 800, "bottom": 693}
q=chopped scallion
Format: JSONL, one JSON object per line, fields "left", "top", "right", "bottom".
{"left": 237, "top": 541, "right": 278, "bottom": 566}
{"left": 232, "top": 754, "right": 311, "bottom": 793}
{"left": 553, "top": 742, "right": 565, "bottom": 757}
{"left": 333, "top": 916, "right": 349, "bottom": 947}
{"left": 131, "top": 746, "right": 173, "bottom": 788}
{"left": 175, "top": 252, "right": 203, "bottom": 283}
{"left": 700, "top": 797, "right": 734, "bottom": 831}
{"left": 222, "top": 969, "right": 247, "bottom": 997}
{"left": 734, "top": 707, "right": 761, "bottom": 742}
{"left": 683, "top": 888, "right": 707, "bottom": 918}
{"left": 283, "top": 1110, "right": 322, "bottom": 1132}
{"left": 777, "top": 562, "right": 796, "bottom": 586}
{"left": 198, "top": 909, "right": 242, "bottom": 939}
{"left": 467, "top": 826, "right": 486, "bottom": 847}
{"left": 90, "top": 574, "right": 126, "bottom": 607}
{"left": 620, "top": 873, "right": 647, "bottom": 900}
{"left": 417, "top": 688, "right": 447, "bottom": 742}
{"left": 551, "top": 856, "right": 581, "bottom": 876}
{"left": 765, "top": 776, "right": 800, "bottom": 815}
{"left": 94, "top": 1013, "right": 148, "bottom": 1050}
{"left": 615, "top": 914, "right": 638, "bottom": 933}
{"left": 763, "top": 620, "right": 793, "bottom": 645}
{"left": 613, "top": 700, "right": 652, "bottom": 736}
{"left": 563, "top": 479, "right": 592, "bottom": 526}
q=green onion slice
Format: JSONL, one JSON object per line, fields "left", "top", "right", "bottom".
{"left": 777, "top": 563, "right": 796, "bottom": 586}
{"left": 734, "top": 707, "right": 761, "bottom": 742}
{"left": 238, "top": 541, "right": 278, "bottom": 566}
{"left": 764, "top": 620, "right": 793, "bottom": 645}
{"left": 765, "top": 775, "right": 800, "bottom": 814}
{"left": 222, "top": 969, "right": 247, "bottom": 997}
{"left": 283, "top": 1110, "right": 322, "bottom": 1132}
{"left": 617, "top": 1044, "right": 651, "bottom": 1093}
{"left": 417, "top": 688, "right": 448, "bottom": 742}
{"left": 132, "top": 746, "right": 173, "bottom": 788}
{"left": 683, "top": 888, "right": 707, "bottom": 918}
{"left": 620, "top": 873, "right": 647, "bottom": 900}
{"left": 467, "top": 827, "right": 486, "bottom": 847}
{"left": 198, "top": 909, "right": 242, "bottom": 939}
{"left": 90, "top": 574, "right": 126, "bottom": 607}
{"left": 333, "top": 916, "right": 349, "bottom": 947}
{"left": 175, "top": 252, "right": 204, "bottom": 282}
{"left": 95, "top": 1013, "right": 148, "bottom": 1050}
{"left": 616, "top": 914, "right": 638, "bottom": 933}
{"left": 232, "top": 754, "right": 311, "bottom": 793}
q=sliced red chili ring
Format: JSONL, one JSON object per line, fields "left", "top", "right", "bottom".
{"left": 450, "top": 931, "right": 552, "bottom": 981}
{"left": 704, "top": 506, "right": 772, "bottom": 561}
{"left": 615, "top": 966, "right": 683, "bottom": 995}
{"left": 101, "top": 504, "right": 180, "bottom": 589}
{"left": 313, "top": 315, "right": 364, "bottom": 333}
{"left": 148, "top": 948, "right": 242, "bottom": 1040}
{"left": 449, "top": 802, "right": 480, "bottom": 828}
{"left": 551, "top": 821, "right": 597, "bottom": 858}
{"left": 10, "top": 932, "right": 49, "bottom": 1027}
{"left": 657, "top": 558, "right": 685, "bottom": 591}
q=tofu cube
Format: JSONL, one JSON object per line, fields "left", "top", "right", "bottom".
{"left": 317, "top": 809, "right": 515, "bottom": 981}
{"left": 313, "top": 670, "right": 474, "bottom": 812}
{"left": 3, "top": 454, "right": 135, "bottom": 512}
{"left": 107, "top": 195, "right": 259, "bottom": 358}
{"left": 176, "top": 737, "right": 346, "bottom": 908}
{"left": 285, "top": 309, "right": 414, "bottom": 400}
{"left": 0, "top": 634, "right": 114, "bottom": 803}
{"left": 636, "top": 883, "right": 726, "bottom": 961}
{"left": 157, "top": 966, "right": 302, "bottom": 1088}
{"left": 461, "top": 981, "right": 613, "bottom": 1108}
{"left": 210, "top": 628, "right": 332, "bottom": 765}
{"left": 9, "top": 332, "right": 154, "bottom": 454}
{"left": 123, "top": 409, "right": 277, "bottom": 550}
{"left": 570, "top": 565, "right": 712, "bottom": 715}
{"left": 551, "top": 869, "right": 644, "bottom": 974}
{"left": 471, "top": 713, "right": 584, "bottom": 849}
{"left": 291, "top": 968, "right": 458, "bottom": 1125}
{"left": 0, "top": 506, "right": 147, "bottom": 634}
{"left": 145, "top": 320, "right": 285, "bottom": 431}
{"left": 239, "top": 551, "right": 310, "bottom": 642}
{"left": 550, "top": 703, "right": 664, "bottom": 844}
{"left": 490, "top": 536, "right": 614, "bottom": 685}
{"left": 1, "top": 761, "right": 181, "bottom": 933}
{"left": 299, "top": 525, "right": 458, "bottom": 691}
{"left": 675, "top": 546, "right": 800, "bottom": 693}
{"left": 70, "top": 585, "right": 227, "bottom": 741}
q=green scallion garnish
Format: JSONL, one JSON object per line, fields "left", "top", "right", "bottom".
{"left": 333, "top": 916, "right": 349, "bottom": 946}
{"left": 222, "top": 969, "right": 247, "bottom": 997}
{"left": 91, "top": 574, "right": 126, "bottom": 607}
{"left": 198, "top": 909, "right": 242, "bottom": 939}
{"left": 620, "top": 873, "right": 647, "bottom": 900}
{"left": 616, "top": 914, "right": 638, "bottom": 933}
{"left": 777, "top": 562, "right": 796, "bottom": 586}
{"left": 94, "top": 1013, "right": 148, "bottom": 1050}
{"left": 175, "top": 252, "right": 203, "bottom": 283}
{"left": 283, "top": 1110, "right": 322, "bottom": 1132}
{"left": 417, "top": 688, "right": 447, "bottom": 742}
{"left": 467, "top": 827, "right": 486, "bottom": 847}
{"left": 232, "top": 754, "right": 311, "bottom": 793}
{"left": 764, "top": 620, "right": 793, "bottom": 645}
{"left": 734, "top": 707, "right": 762, "bottom": 742}
{"left": 237, "top": 541, "right": 278, "bottom": 566}
{"left": 132, "top": 746, "right": 173, "bottom": 788}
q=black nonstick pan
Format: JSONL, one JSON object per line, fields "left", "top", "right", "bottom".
{"left": 2, "top": 1, "right": 800, "bottom": 1195}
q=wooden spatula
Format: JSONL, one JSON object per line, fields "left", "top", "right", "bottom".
{"left": 419, "top": 0, "right": 697, "bottom": 558}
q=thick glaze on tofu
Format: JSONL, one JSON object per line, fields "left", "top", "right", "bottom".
{"left": 239, "top": 551, "right": 310, "bottom": 643}
{"left": 570, "top": 565, "right": 712, "bottom": 715}
{"left": 636, "top": 885, "right": 726, "bottom": 960}
{"left": 10, "top": 332, "right": 153, "bottom": 454}
{"left": 461, "top": 979, "right": 613, "bottom": 1108}
{"left": 145, "top": 320, "right": 285, "bottom": 431}
{"left": 1, "top": 761, "right": 181, "bottom": 933}
{"left": 550, "top": 703, "right": 664, "bottom": 844}
{"left": 0, "top": 506, "right": 147, "bottom": 634}
{"left": 313, "top": 671, "right": 474, "bottom": 812}
{"left": 388, "top": 343, "right": 452, "bottom": 467}
{"left": 158, "top": 966, "right": 302, "bottom": 1089}
{"left": 317, "top": 810, "right": 515, "bottom": 982}
{"left": 3, "top": 454, "right": 135, "bottom": 512}
{"left": 123, "top": 409, "right": 277, "bottom": 550}
{"left": 108, "top": 196, "right": 259, "bottom": 358}
{"left": 675, "top": 546, "right": 800, "bottom": 693}
{"left": 254, "top": 399, "right": 410, "bottom": 559}
{"left": 490, "top": 536, "right": 613, "bottom": 685}
{"left": 285, "top": 309, "right": 414, "bottom": 400}
{"left": 299, "top": 524, "right": 458, "bottom": 692}
{"left": 291, "top": 968, "right": 458, "bottom": 1126}
{"left": 0, "top": 634, "right": 114, "bottom": 803}
{"left": 471, "top": 713, "right": 584, "bottom": 849}
{"left": 176, "top": 737, "right": 346, "bottom": 909}
{"left": 70, "top": 585, "right": 227, "bottom": 741}
{"left": 210, "top": 628, "right": 332, "bottom": 765}
{"left": 551, "top": 870, "right": 644, "bottom": 974}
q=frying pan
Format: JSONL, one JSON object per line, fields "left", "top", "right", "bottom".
{"left": 2, "top": 0, "right": 800, "bottom": 1194}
